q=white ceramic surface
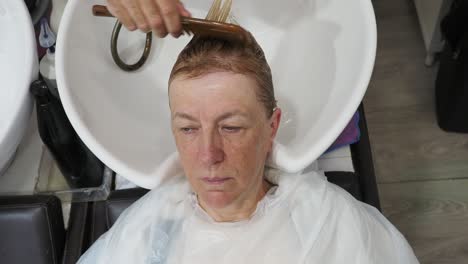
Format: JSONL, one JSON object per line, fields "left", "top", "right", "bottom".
{"left": 0, "top": 1, "right": 37, "bottom": 175}
{"left": 57, "top": 0, "right": 376, "bottom": 188}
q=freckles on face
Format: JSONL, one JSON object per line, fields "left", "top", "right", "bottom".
{"left": 168, "top": 72, "right": 272, "bottom": 208}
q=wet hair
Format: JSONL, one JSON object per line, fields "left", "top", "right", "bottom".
{"left": 168, "top": 0, "right": 277, "bottom": 118}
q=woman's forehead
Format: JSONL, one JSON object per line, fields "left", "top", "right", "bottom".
{"left": 171, "top": 71, "right": 255, "bottom": 89}
{"left": 169, "top": 72, "right": 264, "bottom": 119}
{"left": 169, "top": 72, "right": 258, "bottom": 103}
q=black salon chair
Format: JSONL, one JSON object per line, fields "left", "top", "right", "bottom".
{"left": 0, "top": 195, "right": 65, "bottom": 264}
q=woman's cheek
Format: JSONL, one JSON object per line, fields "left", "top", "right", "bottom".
{"left": 224, "top": 134, "right": 260, "bottom": 161}
{"left": 175, "top": 134, "right": 199, "bottom": 158}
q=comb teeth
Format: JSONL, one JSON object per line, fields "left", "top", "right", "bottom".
{"left": 206, "top": 0, "right": 232, "bottom": 23}
{"left": 183, "top": 28, "right": 193, "bottom": 36}
{"left": 218, "top": 0, "right": 232, "bottom": 22}
{"left": 206, "top": 0, "right": 221, "bottom": 20}
{"left": 180, "top": 16, "right": 252, "bottom": 45}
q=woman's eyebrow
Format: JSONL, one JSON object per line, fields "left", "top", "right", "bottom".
{"left": 172, "top": 112, "right": 198, "bottom": 122}
{"left": 215, "top": 111, "right": 250, "bottom": 122}
{"left": 172, "top": 111, "right": 250, "bottom": 122}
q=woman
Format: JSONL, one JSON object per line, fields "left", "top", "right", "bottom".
{"left": 78, "top": 1, "right": 419, "bottom": 263}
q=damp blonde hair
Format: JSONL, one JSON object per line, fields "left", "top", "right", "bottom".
{"left": 169, "top": 0, "right": 277, "bottom": 118}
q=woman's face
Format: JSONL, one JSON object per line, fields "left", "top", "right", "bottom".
{"left": 169, "top": 72, "right": 281, "bottom": 211}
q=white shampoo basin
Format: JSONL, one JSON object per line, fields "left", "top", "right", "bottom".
{"left": 57, "top": 0, "right": 376, "bottom": 188}
{"left": 0, "top": 1, "right": 37, "bottom": 175}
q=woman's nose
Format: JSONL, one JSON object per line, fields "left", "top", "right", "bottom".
{"left": 199, "top": 131, "right": 225, "bottom": 166}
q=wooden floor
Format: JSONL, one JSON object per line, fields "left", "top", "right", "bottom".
{"left": 364, "top": 0, "right": 468, "bottom": 263}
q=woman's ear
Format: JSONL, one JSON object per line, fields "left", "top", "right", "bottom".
{"left": 269, "top": 107, "right": 282, "bottom": 141}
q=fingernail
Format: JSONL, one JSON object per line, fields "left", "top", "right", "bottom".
{"left": 171, "top": 32, "right": 182, "bottom": 38}
{"left": 137, "top": 24, "right": 148, "bottom": 31}
{"left": 156, "top": 32, "right": 168, "bottom": 38}
{"left": 127, "top": 25, "right": 137, "bottom": 31}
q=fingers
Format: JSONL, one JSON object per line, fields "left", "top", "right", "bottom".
{"left": 121, "top": 0, "right": 149, "bottom": 32}
{"left": 107, "top": 0, "right": 137, "bottom": 31}
{"left": 140, "top": 0, "right": 167, "bottom": 36}
{"left": 107, "top": 0, "right": 191, "bottom": 37}
{"left": 157, "top": 0, "right": 182, "bottom": 37}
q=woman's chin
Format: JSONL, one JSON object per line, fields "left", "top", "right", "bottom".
{"left": 199, "top": 191, "right": 236, "bottom": 209}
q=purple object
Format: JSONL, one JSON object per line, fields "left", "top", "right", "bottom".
{"left": 325, "top": 111, "right": 360, "bottom": 153}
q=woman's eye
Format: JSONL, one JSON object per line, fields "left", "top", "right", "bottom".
{"left": 222, "top": 126, "right": 241, "bottom": 133}
{"left": 180, "top": 127, "right": 197, "bottom": 134}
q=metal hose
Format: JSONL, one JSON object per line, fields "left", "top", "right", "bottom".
{"left": 110, "top": 20, "right": 153, "bottom": 72}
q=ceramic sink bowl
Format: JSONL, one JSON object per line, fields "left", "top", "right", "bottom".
{"left": 57, "top": 0, "right": 376, "bottom": 188}
{"left": 0, "top": 1, "right": 37, "bottom": 175}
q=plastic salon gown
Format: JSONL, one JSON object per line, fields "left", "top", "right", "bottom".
{"left": 78, "top": 169, "right": 419, "bottom": 264}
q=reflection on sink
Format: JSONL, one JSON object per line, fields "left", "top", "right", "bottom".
{"left": 57, "top": 0, "right": 376, "bottom": 187}
{"left": 0, "top": 1, "right": 38, "bottom": 175}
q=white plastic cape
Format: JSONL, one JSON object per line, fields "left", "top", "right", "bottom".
{"left": 78, "top": 170, "right": 419, "bottom": 264}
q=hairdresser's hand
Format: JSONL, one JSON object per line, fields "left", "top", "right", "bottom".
{"left": 107, "top": 0, "right": 191, "bottom": 37}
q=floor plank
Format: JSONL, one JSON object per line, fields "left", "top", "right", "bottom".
{"left": 372, "top": 0, "right": 416, "bottom": 19}
{"left": 364, "top": 0, "right": 437, "bottom": 112}
{"left": 379, "top": 179, "right": 468, "bottom": 264}
{"left": 366, "top": 104, "right": 468, "bottom": 183}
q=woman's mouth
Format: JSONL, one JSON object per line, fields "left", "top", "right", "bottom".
{"left": 201, "top": 177, "right": 231, "bottom": 185}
